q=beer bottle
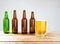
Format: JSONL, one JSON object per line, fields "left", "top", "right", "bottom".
{"left": 12, "top": 10, "right": 18, "bottom": 34}
{"left": 29, "top": 11, "right": 35, "bottom": 34}
{"left": 21, "top": 10, "right": 27, "bottom": 34}
{"left": 3, "top": 11, "right": 9, "bottom": 34}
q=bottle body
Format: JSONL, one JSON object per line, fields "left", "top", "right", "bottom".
{"left": 12, "top": 18, "right": 18, "bottom": 34}
{"left": 12, "top": 10, "right": 18, "bottom": 34}
{"left": 30, "top": 18, "right": 35, "bottom": 34}
{"left": 22, "top": 18, "right": 27, "bottom": 34}
{"left": 3, "top": 11, "right": 9, "bottom": 34}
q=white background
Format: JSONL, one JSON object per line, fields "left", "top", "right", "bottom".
{"left": 0, "top": 0, "right": 60, "bottom": 33}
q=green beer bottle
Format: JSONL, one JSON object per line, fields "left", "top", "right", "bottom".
{"left": 3, "top": 11, "right": 9, "bottom": 34}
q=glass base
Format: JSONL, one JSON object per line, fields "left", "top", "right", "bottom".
{"left": 35, "top": 33, "right": 47, "bottom": 38}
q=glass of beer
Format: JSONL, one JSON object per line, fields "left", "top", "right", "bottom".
{"left": 35, "top": 20, "right": 46, "bottom": 37}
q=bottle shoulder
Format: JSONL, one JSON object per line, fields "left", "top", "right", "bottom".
{"left": 3, "top": 18, "right": 9, "bottom": 23}
{"left": 30, "top": 18, "right": 35, "bottom": 20}
{"left": 3, "top": 18, "right": 9, "bottom": 20}
{"left": 22, "top": 18, "right": 27, "bottom": 20}
{"left": 12, "top": 18, "right": 18, "bottom": 20}
{"left": 12, "top": 18, "right": 18, "bottom": 22}
{"left": 22, "top": 18, "right": 27, "bottom": 22}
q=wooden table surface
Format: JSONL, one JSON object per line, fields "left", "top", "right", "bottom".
{"left": 0, "top": 31, "right": 60, "bottom": 44}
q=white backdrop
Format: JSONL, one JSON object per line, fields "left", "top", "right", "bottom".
{"left": 0, "top": 0, "right": 60, "bottom": 33}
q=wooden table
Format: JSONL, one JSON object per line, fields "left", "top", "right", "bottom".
{"left": 0, "top": 31, "right": 60, "bottom": 44}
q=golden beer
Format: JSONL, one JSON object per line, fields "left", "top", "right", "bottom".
{"left": 35, "top": 21, "right": 46, "bottom": 36}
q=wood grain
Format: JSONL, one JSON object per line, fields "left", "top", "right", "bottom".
{"left": 0, "top": 31, "right": 60, "bottom": 44}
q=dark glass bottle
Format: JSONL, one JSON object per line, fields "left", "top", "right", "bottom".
{"left": 12, "top": 10, "right": 18, "bottom": 34}
{"left": 21, "top": 10, "right": 27, "bottom": 34}
{"left": 29, "top": 11, "right": 35, "bottom": 34}
{"left": 3, "top": 11, "right": 9, "bottom": 34}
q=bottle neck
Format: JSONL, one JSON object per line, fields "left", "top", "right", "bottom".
{"left": 4, "top": 11, "right": 8, "bottom": 19}
{"left": 23, "top": 10, "right": 26, "bottom": 19}
{"left": 31, "top": 12, "right": 34, "bottom": 19}
{"left": 13, "top": 10, "right": 17, "bottom": 19}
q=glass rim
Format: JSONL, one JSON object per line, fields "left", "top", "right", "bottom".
{"left": 36, "top": 20, "right": 46, "bottom": 21}
{"left": 36, "top": 19, "right": 47, "bottom": 21}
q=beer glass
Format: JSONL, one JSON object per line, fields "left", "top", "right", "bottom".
{"left": 35, "top": 20, "right": 46, "bottom": 37}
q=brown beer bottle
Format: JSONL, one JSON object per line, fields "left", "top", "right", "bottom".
{"left": 12, "top": 10, "right": 18, "bottom": 34}
{"left": 21, "top": 10, "right": 27, "bottom": 34}
{"left": 29, "top": 11, "right": 35, "bottom": 34}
